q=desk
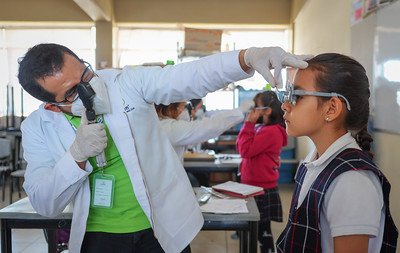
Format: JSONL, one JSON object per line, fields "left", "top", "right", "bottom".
{"left": 0, "top": 196, "right": 259, "bottom": 253}
{"left": 202, "top": 132, "right": 238, "bottom": 153}
{"left": 184, "top": 159, "right": 241, "bottom": 185}
{"left": 0, "top": 198, "right": 72, "bottom": 253}
{"left": 183, "top": 159, "right": 240, "bottom": 174}
{"left": 202, "top": 140, "right": 236, "bottom": 153}
{"left": 195, "top": 188, "right": 259, "bottom": 253}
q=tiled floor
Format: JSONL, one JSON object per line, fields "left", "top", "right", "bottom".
{"left": 0, "top": 183, "right": 295, "bottom": 253}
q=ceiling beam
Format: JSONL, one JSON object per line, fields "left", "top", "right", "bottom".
{"left": 73, "top": 0, "right": 113, "bottom": 21}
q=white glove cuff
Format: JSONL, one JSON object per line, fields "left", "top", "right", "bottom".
{"left": 244, "top": 47, "right": 258, "bottom": 69}
{"left": 69, "top": 143, "right": 87, "bottom": 162}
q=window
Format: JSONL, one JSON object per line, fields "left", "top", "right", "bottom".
{"left": 114, "top": 28, "right": 184, "bottom": 66}
{"left": 114, "top": 27, "right": 290, "bottom": 110}
{"left": 0, "top": 27, "right": 95, "bottom": 123}
{"left": 222, "top": 30, "right": 289, "bottom": 90}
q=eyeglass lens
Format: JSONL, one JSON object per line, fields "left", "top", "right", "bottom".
{"left": 81, "top": 63, "right": 94, "bottom": 83}
{"left": 275, "top": 86, "right": 293, "bottom": 104}
{"left": 64, "top": 86, "right": 78, "bottom": 102}
{"left": 63, "top": 62, "right": 93, "bottom": 103}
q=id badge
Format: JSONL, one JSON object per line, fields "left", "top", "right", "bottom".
{"left": 91, "top": 173, "right": 115, "bottom": 208}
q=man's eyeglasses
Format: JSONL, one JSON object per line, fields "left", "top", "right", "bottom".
{"left": 52, "top": 61, "right": 95, "bottom": 105}
{"left": 276, "top": 82, "right": 351, "bottom": 111}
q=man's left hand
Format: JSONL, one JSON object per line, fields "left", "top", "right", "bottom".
{"left": 242, "top": 47, "right": 313, "bottom": 87}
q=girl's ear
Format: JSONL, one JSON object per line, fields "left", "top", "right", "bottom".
{"left": 325, "top": 97, "right": 344, "bottom": 122}
{"left": 44, "top": 103, "right": 62, "bottom": 112}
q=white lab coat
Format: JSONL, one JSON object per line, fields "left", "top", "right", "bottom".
{"left": 21, "top": 50, "right": 253, "bottom": 253}
{"left": 159, "top": 109, "right": 244, "bottom": 162}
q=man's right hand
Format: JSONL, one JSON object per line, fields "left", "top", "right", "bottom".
{"left": 69, "top": 112, "right": 107, "bottom": 163}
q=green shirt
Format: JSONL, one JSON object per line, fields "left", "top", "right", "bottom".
{"left": 65, "top": 114, "right": 151, "bottom": 233}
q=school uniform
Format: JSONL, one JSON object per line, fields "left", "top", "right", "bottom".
{"left": 237, "top": 122, "right": 287, "bottom": 221}
{"left": 237, "top": 122, "right": 287, "bottom": 253}
{"left": 276, "top": 132, "right": 398, "bottom": 253}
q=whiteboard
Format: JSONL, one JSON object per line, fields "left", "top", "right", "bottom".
{"left": 351, "top": 0, "right": 400, "bottom": 134}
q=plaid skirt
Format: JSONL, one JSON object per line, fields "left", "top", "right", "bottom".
{"left": 254, "top": 187, "right": 283, "bottom": 222}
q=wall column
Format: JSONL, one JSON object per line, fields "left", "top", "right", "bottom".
{"left": 95, "top": 20, "right": 113, "bottom": 69}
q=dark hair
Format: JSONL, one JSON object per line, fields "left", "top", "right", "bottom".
{"left": 17, "top": 43, "right": 82, "bottom": 102}
{"left": 254, "top": 90, "right": 285, "bottom": 127}
{"left": 155, "top": 102, "right": 183, "bottom": 119}
{"left": 306, "top": 53, "right": 373, "bottom": 158}
{"left": 189, "top": 99, "right": 203, "bottom": 109}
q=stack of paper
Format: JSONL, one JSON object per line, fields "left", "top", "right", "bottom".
{"left": 212, "top": 181, "right": 264, "bottom": 198}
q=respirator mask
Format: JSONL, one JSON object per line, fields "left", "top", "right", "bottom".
{"left": 178, "top": 109, "right": 191, "bottom": 121}
{"left": 194, "top": 109, "right": 205, "bottom": 120}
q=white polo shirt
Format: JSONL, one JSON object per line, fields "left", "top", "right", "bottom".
{"left": 297, "top": 132, "right": 384, "bottom": 253}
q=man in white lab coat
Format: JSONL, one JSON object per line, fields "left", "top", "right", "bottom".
{"left": 17, "top": 43, "right": 309, "bottom": 253}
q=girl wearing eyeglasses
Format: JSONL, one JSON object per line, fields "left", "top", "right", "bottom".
{"left": 236, "top": 90, "right": 287, "bottom": 253}
{"left": 276, "top": 53, "right": 398, "bottom": 253}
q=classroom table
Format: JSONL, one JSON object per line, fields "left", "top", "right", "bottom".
{"left": 0, "top": 198, "right": 72, "bottom": 253}
{"left": 183, "top": 159, "right": 240, "bottom": 174}
{"left": 194, "top": 187, "right": 259, "bottom": 253}
{"left": 202, "top": 134, "right": 238, "bottom": 153}
{"left": 0, "top": 195, "right": 259, "bottom": 253}
{"left": 184, "top": 157, "right": 241, "bottom": 185}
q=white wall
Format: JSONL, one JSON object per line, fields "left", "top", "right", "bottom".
{"left": 293, "top": 0, "right": 400, "bottom": 241}
{"left": 292, "top": 0, "right": 353, "bottom": 159}
{"left": 294, "top": 0, "right": 352, "bottom": 55}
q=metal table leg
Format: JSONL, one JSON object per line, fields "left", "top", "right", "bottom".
{"left": 249, "top": 221, "right": 258, "bottom": 253}
{"left": 45, "top": 229, "right": 57, "bottom": 253}
{"left": 1, "top": 219, "right": 12, "bottom": 253}
{"left": 239, "top": 230, "right": 248, "bottom": 253}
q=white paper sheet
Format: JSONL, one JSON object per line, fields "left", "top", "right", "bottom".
{"left": 200, "top": 198, "right": 248, "bottom": 214}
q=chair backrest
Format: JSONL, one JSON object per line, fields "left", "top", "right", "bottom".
{"left": 0, "top": 138, "right": 12, "bottom": 159}
{"left": 17, "top": 141, "right": 27, "bottom": 170}
{"left": 17, "top": 140, "right": 23, "bottom": 159}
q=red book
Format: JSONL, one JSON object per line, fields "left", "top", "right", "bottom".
{"left": 212, "top": 181, "right": 264, "bottom": 198}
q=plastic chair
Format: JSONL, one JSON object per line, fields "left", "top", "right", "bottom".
{"left": 0, "top": 138, "right": 12, "bottom": 202}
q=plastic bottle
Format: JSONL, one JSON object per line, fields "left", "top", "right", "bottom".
{"left": 166, "top": 60, "right": 175, "bottom": 66}
{"left": 264, "top": 83, "right": 272, "bottom": 91}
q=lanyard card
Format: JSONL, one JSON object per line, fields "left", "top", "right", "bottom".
{"left": 91, "top": 173, "right": 115, "bottom": 209}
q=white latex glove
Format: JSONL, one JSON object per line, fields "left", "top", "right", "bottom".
{"left": 238, "top": 100, "right": 255, "bottom": 113}
{"left": 69, "top": 111, "right": 108, "bottom": 162}
{"left": 244, "top": 47, "right": 313, "bottom": 87}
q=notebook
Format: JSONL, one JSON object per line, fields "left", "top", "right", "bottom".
{"left": 212, "top": 181, "right": 264, "bottom": 198}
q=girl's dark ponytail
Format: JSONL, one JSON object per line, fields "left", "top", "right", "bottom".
{"left": 355, "top": 126, "right": 374, "bottom": 159}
